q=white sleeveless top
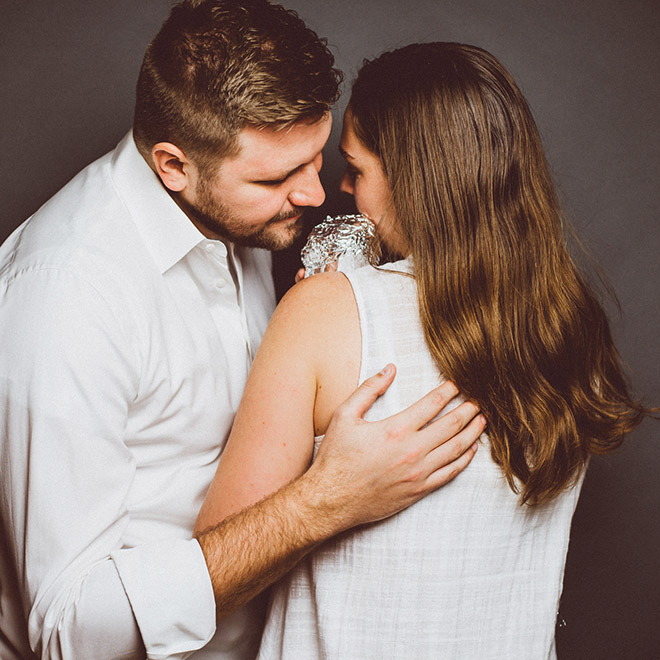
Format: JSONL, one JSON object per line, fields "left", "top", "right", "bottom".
{"left": 256, "top": 258, "right": 584, "bottom": 660}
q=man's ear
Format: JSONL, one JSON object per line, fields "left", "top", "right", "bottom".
{"left": 151, "top": 142, "right": 194, "bottom": 192}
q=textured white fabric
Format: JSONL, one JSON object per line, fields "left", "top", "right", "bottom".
{"left": 0, "top": 133, "right": 275, "bottom": 659}
{"left": 257, "top": 258, "right": 584, "bottom": 660}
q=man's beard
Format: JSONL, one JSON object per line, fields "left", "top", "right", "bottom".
{"left": 188, "top": 175, "right": 306, "bottom": 251}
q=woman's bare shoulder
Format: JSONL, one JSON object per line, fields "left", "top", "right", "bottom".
{"left": 275, "top": 271, "right": 356, "bottom": 323}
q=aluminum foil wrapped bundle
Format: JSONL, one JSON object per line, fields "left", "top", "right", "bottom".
{"left": 301, "top": 214, "right": 380, "bottom": 277}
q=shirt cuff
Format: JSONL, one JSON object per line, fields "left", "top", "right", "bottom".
{"left": 112, "top": 538, "right": 216, "bottom": 660}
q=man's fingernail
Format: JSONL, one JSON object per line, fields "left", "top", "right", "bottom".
{"left": 380, "top": 364, "right": 393, "bottom": 376}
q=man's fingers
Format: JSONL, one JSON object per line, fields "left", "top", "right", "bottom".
{"left": 335, "top": 364, "right": 397, "bottom": 420}
{"left": 419, "top": 400, "right": 483, "bottom": 453}
{"left": 424, "top": 410, "right": 485, "bottom": 474}
{"left": 394, "top": 380, "right": 460, "bottom": 431}
{"left": 423, "top": 436, "right": 479, "bottom": 493}
{"left": 295, "top": 268, "right": 306, "bottom": 283}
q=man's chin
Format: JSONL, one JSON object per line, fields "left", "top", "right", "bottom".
{"left": 233, "top": 220, "right": 302, "bottom": 252}
{"left": 262, "top": 216, "right": 305, "bottom": 251}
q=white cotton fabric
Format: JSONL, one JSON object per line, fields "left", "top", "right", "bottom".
{"left": 0, "top": 132, "right": 274, "bottom": 660}
{"left": 257, "top": 258, "right": 584, "bottom": 660}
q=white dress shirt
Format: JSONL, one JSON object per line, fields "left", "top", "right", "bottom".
{"left": 0, "top": 133, "right": 276, "bottom": 659}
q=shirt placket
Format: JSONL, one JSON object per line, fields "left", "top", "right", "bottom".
{"left": 226, "top": 243, "right": 254, "bottom": 364}
{"left": 201, "top": 240, "right": 251, "bottom": 384}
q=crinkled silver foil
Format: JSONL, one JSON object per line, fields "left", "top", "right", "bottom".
{"left": 301, "top": 214, "right": 380, "bottom": 277}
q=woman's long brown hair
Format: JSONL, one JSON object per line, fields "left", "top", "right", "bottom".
{"left": 350, "top": 42, "right": 649, "bottom": 504}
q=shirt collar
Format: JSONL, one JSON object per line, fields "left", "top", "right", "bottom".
{"left": 109, "top": 131, "right": 208, "bottom": 274}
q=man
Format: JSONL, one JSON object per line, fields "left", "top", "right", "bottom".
{"left": 0, "top": 1, "right": 484, "bottom": 658}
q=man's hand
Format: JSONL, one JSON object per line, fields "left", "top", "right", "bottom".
{"left": 294, "top": 261, "right": 338, "bottom": 283}
{"left": 196, "top": 363, "right": 483, "bottom": 615}
{"left": 303, "top": 364, "right": 484, "bottom": 531}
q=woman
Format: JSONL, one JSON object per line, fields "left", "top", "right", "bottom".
{"left": 195, "top": 43, "right": 647, "bottom": 658}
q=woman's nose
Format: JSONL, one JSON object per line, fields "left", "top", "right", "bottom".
{"left": 339, "top": 169, "right": 354, "bottom": 195}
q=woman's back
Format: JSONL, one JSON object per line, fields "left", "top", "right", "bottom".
{"left": 257, "top": 259, "right": 584, "bottom": 660}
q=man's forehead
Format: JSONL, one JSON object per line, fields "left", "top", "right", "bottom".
{"left": 229, "top": 113, "right": 332, "bottom": 173}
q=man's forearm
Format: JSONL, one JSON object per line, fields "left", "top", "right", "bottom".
{"left": 195, "top": 468, "right": 342, "bottom": 619}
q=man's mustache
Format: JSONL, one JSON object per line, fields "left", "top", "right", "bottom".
{"left": 268, "top": 207, "right": 305, "bottom": 224}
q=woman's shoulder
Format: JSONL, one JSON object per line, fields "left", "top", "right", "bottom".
{"left": 275, "top": 271, "right": 356, "bottom": 328}
{"left": 278, "top": 258, "right": 414, "bottom": 329}
{"left": 267, "top": 272, "right": 359, "bottom": 376}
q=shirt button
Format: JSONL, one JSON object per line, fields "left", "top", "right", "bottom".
{"left": 214, "top": 279, "right": 226, "bottom": 289}
{"left": 204, "top": 243, "right": 215, "bottom": 253}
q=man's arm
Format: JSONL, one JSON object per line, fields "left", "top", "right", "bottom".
{"left": 0, "top": 268, "right": 214, "bottom": 660}
{"left": 197, "top": 365, "right": 483, "bottom": 618}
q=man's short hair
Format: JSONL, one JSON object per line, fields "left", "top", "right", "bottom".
{"left": 133, "top": 0, "right": 342, "bottom": 170}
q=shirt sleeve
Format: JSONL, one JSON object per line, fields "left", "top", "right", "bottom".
{"left": 0, "top": 267, "right": 216, "bottom": 659}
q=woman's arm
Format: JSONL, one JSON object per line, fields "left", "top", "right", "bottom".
{"left": 196, "top": 271, "right": 360, "bottom": 532}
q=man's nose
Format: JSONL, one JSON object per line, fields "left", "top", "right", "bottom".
{"left": 288, "top": 164, "right": 326, "bottom": 208}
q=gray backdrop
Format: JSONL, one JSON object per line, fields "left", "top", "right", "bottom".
{"left": 2, "top": 1, "right": 658, "bottom": 658}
